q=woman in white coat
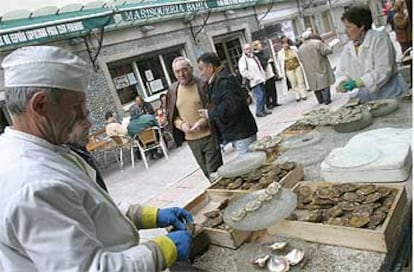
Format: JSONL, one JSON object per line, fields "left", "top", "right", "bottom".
{"left": 276, "top": 37, "right": 308, "bottom": 102}
{"left": 335, "top": 6, "right": 408, "bottom": 102}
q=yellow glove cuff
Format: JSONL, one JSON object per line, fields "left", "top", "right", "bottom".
{"left": 355, "top": 78, "right": 364, "bottom": 88}
{"left": 153, "top": 235, "right": 178, "bottom": 267}
{"left": 141, "top": 206, "right": 158, "bottom": 229}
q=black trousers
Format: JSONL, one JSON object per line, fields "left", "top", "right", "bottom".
{"left": 314, "top": 87, "right": 332, "bottom": 105}
{"left": 264, "top": 78, "right": 279, "bottom": 108}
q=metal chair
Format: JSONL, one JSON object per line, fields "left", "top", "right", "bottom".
{"left": 132, "top": 126, "right": 169, "bottom": 168}
{"left": 106, "top": 135, "right": 133, "bottom": 168}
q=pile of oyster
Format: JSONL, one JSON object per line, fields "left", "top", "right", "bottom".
{"left": 212, "top": 162, "right": 297, "bottom": 191}
{"left": 290, "top": 183, "right": 397, "bottom": 229}
{"left": 201, "top": 199, "right": 233, "bottom": 230}
{"left": 249, "top": 135, "right": 283, "bottom": 152}
{"left": 298, "top": 107, "right": 365, "bottom": 126}
{"left": 251, "top": 241, "right": 305, "bottom": 271}
{"left": 230, "top": 182, "right": 282, "bottom": 222}
{"left": 281, "top": 122, "right": 315, "bottom": 135}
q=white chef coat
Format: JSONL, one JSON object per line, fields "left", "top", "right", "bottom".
{"left": 0, "top": 127, "right": 163, "bottom": 271}
{"left": 336, "top": 29, "right": 399, "bottom": 93}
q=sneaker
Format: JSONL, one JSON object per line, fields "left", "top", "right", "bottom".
{"left": 264, "top": 111, "right": 272, "bottom": 115}
{"left": 273, "top": 103, "right": 282, "bottom": 107}
{"left": 256, "top": 113, "right": 266, "bottom": 117}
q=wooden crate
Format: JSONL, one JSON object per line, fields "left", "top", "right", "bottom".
{"left": 184, "top": 192, "right": 251, "bottom": 249}
{"left": 267, "top": 181, "right": 408, "bottom": 253}
{"left": 207, "top": 164, "right": 304, "bottom": 199}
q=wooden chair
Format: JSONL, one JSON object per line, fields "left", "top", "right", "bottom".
{"left": 132, "top": 126, "right": 169, "bottom": 168}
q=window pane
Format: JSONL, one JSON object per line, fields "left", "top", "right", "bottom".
{"left": 163, "top": 49, "right": 183, "bottom": 83}
{"left": 108, "top": 64, "right": 138, "bottom": 105}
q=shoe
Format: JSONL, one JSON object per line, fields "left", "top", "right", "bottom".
{"left": 267, "top": 105, "right": 275, "bottom": 109}
{"left": 273, "top": 103, "right": 282, "bottom": 107}
{"left": 302, "top": 97, "right": 307, "bottom": 101}
{"left": 324, "top": 100, "right": 332, "bottom": 105}
{"left": 256, "top": 113, "right": 266, "bottom": 117}
{"left": 264, "top": 111, "right": 272, "bottom": 115}
{"left": 296, "top": 98, "right": 301, "bottom": 102}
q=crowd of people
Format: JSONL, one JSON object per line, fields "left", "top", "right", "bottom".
{"left": 0, "top": 4, "right": 410, "bottom": 271}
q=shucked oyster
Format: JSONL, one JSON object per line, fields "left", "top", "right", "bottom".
{"left": 269, "top": 241, "right": 288, "bottom": 251}
{"left": 251, "top": 254, "right": 270, "bottom": 268}
{"left": 267, "top": 256, "right": 289, "bottom": 272}
{"left": 285, "top": 248, "right": 305, "bottom": 265}
{"left": 244, "top": 200, "right": 262, "bottom": 212}
{"left": 230, "top": 209, "right": 247, "bottom": 222}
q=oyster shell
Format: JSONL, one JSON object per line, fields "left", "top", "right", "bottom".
{"left": 285, "top": 248, "right": 305, "bottom": 265}
{"left": 377, "top": 187, "right": 391, "bottom": 198}
{"left": 227, "top": 178, "right": 243, "bottom": 190}
{"left": 382, "top": 196, "right": 395, "bottom": 209}
{"left": 326, "top": 217, "right": 349, "bottom": 226}
{"left": 269, "top": 241, "right": 288, "bottom": 251}
{"left": 298, "top": 194, "right": 313, "bottom": 204}
{"left": 338, "top": 201, "right": 360, "bottom": 211}
{"left": 349, "top": 215, "right": 370, "bottom": 228}
{"left": 244, "top": 200, "right": 262, "bottom": 212}
{"left": 353, "top": 205, "right": 373, "bottom": 217}
{"left": 308, "top": 210, "right": 324, "bottom": 222}
{"left": 265, "top": 182, "right": 281, "bottom": 195}
{"left": 258, "top": 192, "right": 273, "bottom": 202}
{"left": 326, "top": 206, "right": 343, "bottom": 218}
{"left": 203, "top": 209, "right": 220, "bottom": 218}
{"left": 296, "top": 185, "right": 312, "bottom": 196}
{"left": 267, "top": 256, "right": 290, "bottom": 272}
{"left": 337, "top": 183, "right": 358, "bottom": 193}
{"left": 251, "top": 254, "right": 270, "bottom": 268}
{"left": 315, "top": 187, "right": 331, "bottom": 199}
{"left": 281, "top": 161, "right": 296, "bottom": 171}
{"left": 368, "top": 211, "right": 387, "bottom": 228}
{"left": 356, "top": 184, "right": 376, "bottom": 195}
{"left": 230, "top": 209, "right": 247, "bottom": 222}
{"left": 342, "top": 192, "right": 365, "bottom": 202}
{"left": 363, "top": 192, "right": 382, "bottom": 204}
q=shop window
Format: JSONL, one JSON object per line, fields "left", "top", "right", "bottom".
{"left": 214, "top": 37, "right": 243, "bottom": 74}
{"left": 109, "top": 47, "right": 182, "bottom": 106}
{"left": 322, "top": 11, "right": 332, "bottom": 33}
{"left": 109, "top": 63, "right": 138, "bottom": 105}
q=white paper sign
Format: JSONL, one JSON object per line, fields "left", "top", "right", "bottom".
{"left": 145, "top": 70, "right": 154, "bottom": 81}
{"left": 113, "top": 75, "right": 130, "bottom": 89}
{"left": 127, "top": 72, "right": 137, "bottom": 85}
{"left": 149, "top": 79, "right": 164, "bottom": 92}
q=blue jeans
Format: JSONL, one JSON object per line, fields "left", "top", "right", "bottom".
{"left": 252, "top": 83, "right": 266, "bottom": 115}
{"left": 233, "top": 134, "right": 257, "bottom": 155}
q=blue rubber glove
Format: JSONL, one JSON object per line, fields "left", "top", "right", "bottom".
{"left": 157, "top": 207, "right": 193, "bottom": 230}
{"left": 341, "top": 79, "right": 357, "bottom": 91}
{"left": 167, "top": 230, "right": 192, "bottom": 261}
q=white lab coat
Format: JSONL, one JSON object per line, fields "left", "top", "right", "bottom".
{"left": 336, "top": 29, "right": 399, "bottom": 93}
{"left": 0, "top": 128, "right": 163, "bottom": 271}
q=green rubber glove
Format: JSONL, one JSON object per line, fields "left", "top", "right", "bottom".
{"left": 341, "top": 79, "right": 357, "bottom": 91}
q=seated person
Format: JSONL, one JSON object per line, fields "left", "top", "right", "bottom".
{"left": 155, "top": 93, "right": 169, "bottom": 128}
{"left": 335, "top": 6, "right": 408, "bottom": 102}
{"left": 127, "top": 108, "right": 161, "bottom": 159}
{"left": 105, "top": 111, "right": 128, "bottom": 137}
{"left": 129, "top": 95, "right": 155, "bottom": 115}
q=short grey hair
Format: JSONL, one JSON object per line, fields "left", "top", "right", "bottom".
{"left": 5, "top": 87, "right": 60, "bottom": 115}
{"left": 172, "top": 56, "right": 193, "bottom": 70}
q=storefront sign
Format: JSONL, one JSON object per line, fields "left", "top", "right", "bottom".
{"left": 120, "top": 0, "right": 257, "bottom": 21}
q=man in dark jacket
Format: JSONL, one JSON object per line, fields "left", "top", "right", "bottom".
{"left": 129, "top": 95, "right": 155, "bottom": 115}
{"left": 197, "top": 53, "right": 258, "bottom": 155}
{"left": 167, "top": 56, "right": 223, "bottom": 180}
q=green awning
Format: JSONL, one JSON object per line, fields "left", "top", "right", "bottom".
{"left": 0, "top": 8, "right": 114, "bottom": 52}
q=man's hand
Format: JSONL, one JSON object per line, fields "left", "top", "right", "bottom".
{"left": 167, "top": 231, "right": 192, "bottom": 261}
{"left": 189, "top": 119, "right": 204, "bottom": 132}
{"left": 341, "top": 79, "right": 357, "bottom": 91}
{"left": 181, "top": 123, "right": 192, "bottom": 133}
{"left": 198, "top": 109, "right": 209, "bottom": 119}
{"left": 157, "top": 207, "right": 193, "bottom": 230}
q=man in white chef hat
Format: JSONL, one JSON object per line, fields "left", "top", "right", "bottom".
{"left": 0, "top": 45, "right": 192, "bottom": 271}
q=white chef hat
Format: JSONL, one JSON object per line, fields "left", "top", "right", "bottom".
{"left": 302, "top": 30, "right": 312, "bottom": 40}
{"left": 2, "top": 45, "right": 92, "bottom": 92}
